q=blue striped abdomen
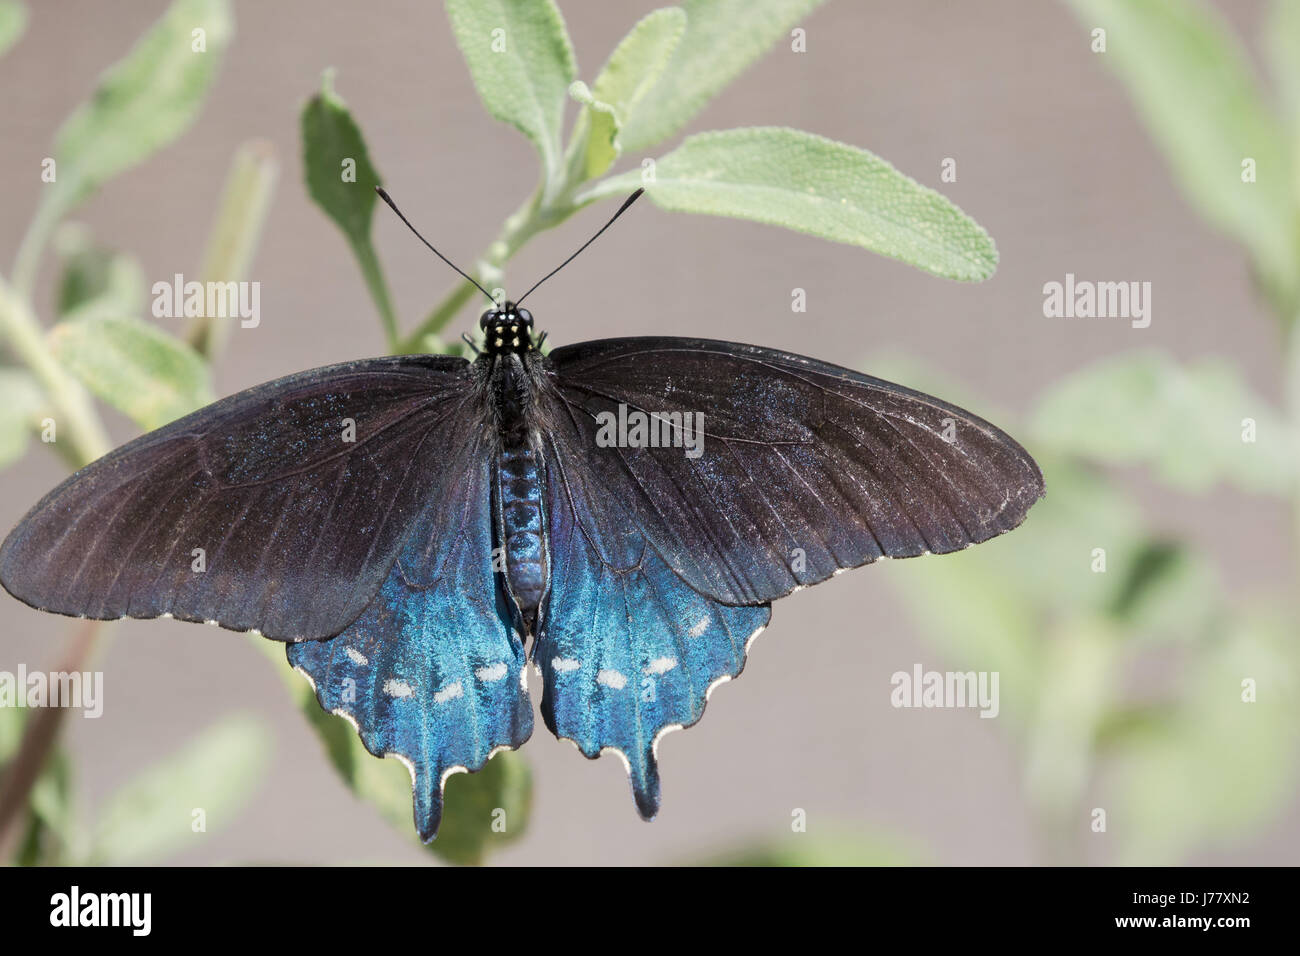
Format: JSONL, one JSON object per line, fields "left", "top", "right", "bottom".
{"left": 495, "top": 442, "right": 548, "bottom": 630}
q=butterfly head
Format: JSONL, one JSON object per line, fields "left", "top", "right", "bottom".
{"left": 479, "top": 302, "right": 535, "bottom": 355}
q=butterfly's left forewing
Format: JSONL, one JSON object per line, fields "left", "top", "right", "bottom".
{"left": 0, "top": 355, "right": 479, "bottom": 640}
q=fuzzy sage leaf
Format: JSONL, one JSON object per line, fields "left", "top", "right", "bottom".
{"left": 580, "top": 127, "right": 998, "bottom": 281}
{"left": 1030, "top": 351, "right": 1297, "bottom": 496}
{"left": 1066, "top": 0, "right": 1296, "bottom": 308}
{"left": 434, "top": 753, "right": 533, "bottom": 866}
{"left": 53, "top": 226, "right": 147, "bottom": 320}
{"left": 0, "top": 369, "right": 44, "bottom": 468}
{"left": 618, "top": 0, "right": 829, "bottom": 152}
{"left": 1266, "top": 0, "right": 1300, "bottom": 133}
{"left": 568, "top": 6, "right": 686, "bottom": 180}
{"left": 301, "top": 73, "right": 398, "bottom": 347}
{"left": 41, "top": 0, "right": 232, "bottom": 223}
{"left": 87, "top": 714, "right": 269, "bottom": 864}
{"left": 0, "top": 0, "right": 27, "bottom": 60}
{"left": 445, "top": 0, "right": 576, "bottom": 192}
{"left": 47, "top": 315, "right": 213, "bottom": 431}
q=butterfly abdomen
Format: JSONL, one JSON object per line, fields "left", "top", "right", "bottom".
{"left": 495, "top": 442, "right": 549, "bottom": 633}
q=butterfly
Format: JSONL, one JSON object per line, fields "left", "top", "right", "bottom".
{"left": 0, "top": 189, "right": 1043, "bottom": 841}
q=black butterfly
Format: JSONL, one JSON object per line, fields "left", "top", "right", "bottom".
{"left": 0, "top": 190, "right": 1043, "bottom": 841}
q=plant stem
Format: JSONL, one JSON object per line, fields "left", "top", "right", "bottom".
{"left": 9, "top": 202, "right": 60, "bottom": 303}
{"left": 0, "top": 274, "right": 110, "bottom": 467}
{"left": 1286, "top": 321, "right": 1300, "bottom": 594}
{"left": 0, "top": 181, "right": 117, "bottom": 864}
{"left": 0, "top": 618, "right": 101, "bottom": 860}
{"left": 0, "top": 277, "right": 113, "bottom": 863}
{"left": 188, "top": 141, "right": 279, "bottom": 359}
{"left": 354, "top": 239, "right": 400, "bottom": 351}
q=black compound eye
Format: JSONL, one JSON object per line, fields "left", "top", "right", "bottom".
{"left": 479, "top": 310, "right": 495, "bottom": 330}
{"left": 516, "top": 308, "right": 533, "bottom": 327}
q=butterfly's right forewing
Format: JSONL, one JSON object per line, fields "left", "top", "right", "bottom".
{"left": 543, "top": 336, "right": 1045, "bottom": 607}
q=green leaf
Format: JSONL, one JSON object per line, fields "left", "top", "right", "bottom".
{"left": 580, "top": 127, "right": 998, "bottom": 280}
{"left": 445, "top": 0, "right": 576, "bottom": 187}
{"left": 1030, "top": 351, "right": 1297, "bottom": 495}
{"left": 568, "top": 7, "right": 686, "bottom": 179}
{"left": 1065, "top": 0, "right": 1297, "bottom": 307}
{"left": 884, "top": 535, "right": 1042, "bottom": 727}
{"left": 589, "top": 7, "right": 687, "bottom": 118}
{"left": 568, "top": 82, "right": 621, "bottom": 182}
{"left": 1107, "top": 611, "right": 1300, "bottom": 863}
{"left": 0, "top": 368, "right": 45, "bottom": 467}
{"left": 432, "top": 751, "right": 532, "bottom": 866}
{"left": 88, "top": 713, "right": 270, "bottom": 864}
{"left": 301, "top": 72, "right": 398, "bottom": 347}
{"left": 690, "top": 829, "right": 925, "bottom": 866}
{"left": 0, "top": 1, "right": 28, "bottom": 59}
{"left": 866, "top": 354, "right": 1223, "bottom": 647}
{"left": 48, "top": 315, "right": 213, "bottom": 430}
{"left": 619, "top": 0, "right": 829, "bottom": 152}
{"left": 11, "top": 748, "right": 79, "bottom": 866}
{"left": 52, "top": 224, "right": 147, "bottom": 319}
{"left": 1104, "top": 538, "right": 1220, "bottom": 644}
{"left": 28, "top": 748, "right": 88, "bottom": 865}
{"left": 42, "top": 0, "right": 233, "bottom": 223}
{"left": 921, "top": 455, "right": 1221, "bottom": 647}
{"left": 0, "top": 702, "right": 18, "bottom": 761}
{"left": 1266, "top": 0, "right": 1300, "bottom": 132}
{"left": 256, "top": 638, "right": 531, "bottom": 863}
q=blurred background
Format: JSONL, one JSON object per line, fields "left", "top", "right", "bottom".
{"left": 1, "top": 0, "right": 1297, "bottom": 865}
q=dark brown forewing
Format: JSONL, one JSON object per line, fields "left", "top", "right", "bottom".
{"left": 0, "top": 355, "right": 479, "bottom": 639}
{"left": 542, "top": 337, "right": 1044, "bottom": 607}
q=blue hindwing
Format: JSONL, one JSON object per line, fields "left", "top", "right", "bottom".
{"left": 287, "top": 457, "right": 532, "bottom": 842}
{"left": 537, "top": 452, "right": 771, "bottom": 818}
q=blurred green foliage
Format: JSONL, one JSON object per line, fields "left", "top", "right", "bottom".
{"left": 2, "top": 0, "right": 1293, "bottom": 867}
{"left": 873, "top": 0, "right": 1300, "bottom": 866}
{"left": 0, "top": 0, "right": 267, "bottom": 864}
{"left": 691, "top": 828, "right": 926, "bottom": 866}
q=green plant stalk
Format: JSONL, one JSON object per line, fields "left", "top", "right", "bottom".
{"left": 9, "top": 202, "right": 60, "bottom": 303}
{"left": 1286, "top": 320, "right": 1300, "bottom": 594}
{"left": 0, "top": 274, "right": 112, "bottom": 864}
{"left": 0, "top": 274, "right": 110, "bottom": 468}
{"left": 353, "top": 238, "right": 400, "bottom": 350}
{"left": 188, "top": 140, "right": 280, "bottom": 359}
{"left": 0, "top": 618, "right": 105, "bottom": 861}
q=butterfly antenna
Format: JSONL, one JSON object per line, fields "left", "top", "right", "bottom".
{"left": 375, "top": 187, "right": 497, "bottom": 306}
{"left": 514, "top": 188, "right": 645, "bottom": 306}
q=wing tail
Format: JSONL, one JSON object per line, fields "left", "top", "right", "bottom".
{"left": 537, "top": 447, "right": 770, "bottom": 820}
{"left": 287, "top": 457, "right": 533, "bottom": 843}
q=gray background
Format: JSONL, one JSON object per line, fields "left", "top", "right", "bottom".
{"left": 1, "top": 0, "right": 1294, "bottom": 864}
